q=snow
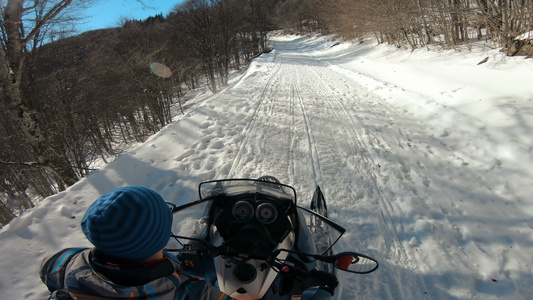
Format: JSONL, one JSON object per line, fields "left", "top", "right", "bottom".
{"left": 1, "top": 34, "right": 533, "bottom": 299}
{"left": 516, "top": 31, "right": 532, "bottom": 40}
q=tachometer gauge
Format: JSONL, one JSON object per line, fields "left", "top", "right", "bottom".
{"left": 256, "top": 203, "right": 278, "bottom": 224}
{"left": 232, "top": 201, "right": 254, "bottom": 221}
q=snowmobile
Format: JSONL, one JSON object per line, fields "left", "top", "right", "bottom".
{"left": 166, "top": 176, "right": 378, "bottom": 300}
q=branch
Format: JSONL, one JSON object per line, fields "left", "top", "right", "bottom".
{"left": 21, "top": 0, "right": 73, "bottom": 47}
{"left": 0, "top": 160, "right": 46, "bottom": 167}
{"left": 21, "top": 2, "right": 39, "bottom": 12}
{"left": 0, "top": 160, "right": 98, "bottom": 172}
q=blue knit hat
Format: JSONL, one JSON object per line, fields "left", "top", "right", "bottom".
{"left": 81, "top": 186, "right": 173, "bottom": 262}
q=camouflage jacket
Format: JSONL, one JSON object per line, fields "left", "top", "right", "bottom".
{"left": 40, "top": 248, "right": 332, "bottom": 300}
{"left": 40, "top": 248, "right": 233, "bottom": 300}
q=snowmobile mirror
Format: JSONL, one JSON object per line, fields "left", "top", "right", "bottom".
{"left": 333, "top": 252, "right": 379, "bottom": 274}
{"left": 169, "top": 198, "right": 211, "bottom": 213}
{"left": 166, "top": 202, "right": 176, "bottom": 211}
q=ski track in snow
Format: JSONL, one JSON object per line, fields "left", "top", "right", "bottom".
{"left": 1, "top": 35, "right": 532, "bottom": 300}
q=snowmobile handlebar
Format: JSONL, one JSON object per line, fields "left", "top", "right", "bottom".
{"left": 257, "top": 248, "right": 378, "bottom": 275}
{"left": 167, "top": 235, "right": 379, "bottom": 275}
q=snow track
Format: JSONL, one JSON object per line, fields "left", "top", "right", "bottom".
{"left": 176, "top": 36, "right": 532, "bottom": 299}
{"left": 182, "top": 38, "right": 455, "bottom": 298}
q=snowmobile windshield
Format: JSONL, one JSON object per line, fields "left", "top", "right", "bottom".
{"left": 199, "top": 179, "right": 297, "bottom": 205}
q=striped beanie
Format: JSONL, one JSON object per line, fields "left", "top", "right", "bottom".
{"left": 81, "top": 186, "right": 172, "bottom": 262}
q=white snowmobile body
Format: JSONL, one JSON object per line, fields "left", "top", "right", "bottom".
{"left": 167, "top": 178, "right": 378, "bottom": 300}
{"left": 211, "top": 225, "right": 296, "bottom": 299}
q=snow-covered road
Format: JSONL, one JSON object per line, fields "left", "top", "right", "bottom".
{"left": 1, "top": 35, "right": 532, "bottom": 299}
{"left": 168, "top": 36, "right": 533, "bottom": 299}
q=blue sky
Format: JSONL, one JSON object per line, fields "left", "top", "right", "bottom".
{"left": 80, "top": 0, "right": 184, "bottom": 32}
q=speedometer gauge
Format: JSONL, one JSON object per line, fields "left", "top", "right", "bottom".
{"left": 232, "top": 201, "right": 254, "bottom": 221}
{"left": 256, "top": 203, "right": 278, "bottom": 224}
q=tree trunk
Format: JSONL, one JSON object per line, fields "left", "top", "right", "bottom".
{"left": 1, "top": 0, "right": 78, "bottom": 188}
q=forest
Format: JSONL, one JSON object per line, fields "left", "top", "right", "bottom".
{"left": 1, "top": 0, "right": 532, "bottom": 227}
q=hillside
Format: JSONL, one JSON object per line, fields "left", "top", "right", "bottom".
{"left": 1, "top": 34, "right": 532, "bottom": 299}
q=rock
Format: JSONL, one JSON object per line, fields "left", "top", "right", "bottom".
{"left": 477, "top": 57, "right": 489, "bottom": 65}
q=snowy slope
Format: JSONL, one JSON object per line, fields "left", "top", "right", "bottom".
{"left": 1, "top": 34, "right": 532, "bottom": 299}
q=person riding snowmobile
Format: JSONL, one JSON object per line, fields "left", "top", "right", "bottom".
{"left": 39, "top": 186, "right": 337, "bottom": 299}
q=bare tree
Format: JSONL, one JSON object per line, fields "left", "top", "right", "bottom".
{"left": 292, "top": 0, "right": 531, "bottom": 51}
{"left": 174, "top": 0, "right": 220, "bottom": 92}
{"left": 0, "top": 0, "right": 87, "bottom": 189}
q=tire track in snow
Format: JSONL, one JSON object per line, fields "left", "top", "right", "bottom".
{"left": 197, "top": 38, "right": 475, "bottom": 298}
{"left": 176, "top": 37, "right": 528, "bottom": 299}
{"left": 287, "top": 65, "right": 297, "bottom": 185}
{"left": 218, "top": 45, "right": 436, "bottom": 298}
{"left": 307, "top": 66, "right": 424, "bottom": 296}
{"left": 284, "top": 63, "right": 395, "bottom": 297}
{"left": 311, "top": 63, "right": 484, "bottom": 298}
{"left": 308, "top": 66, "right": 413, "bottom": 261}
{"left": 226, "top": 60, "right": 284, "bottom": 178}
{"left": 291, "top": 64, "right": 321, "bottom": 186}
